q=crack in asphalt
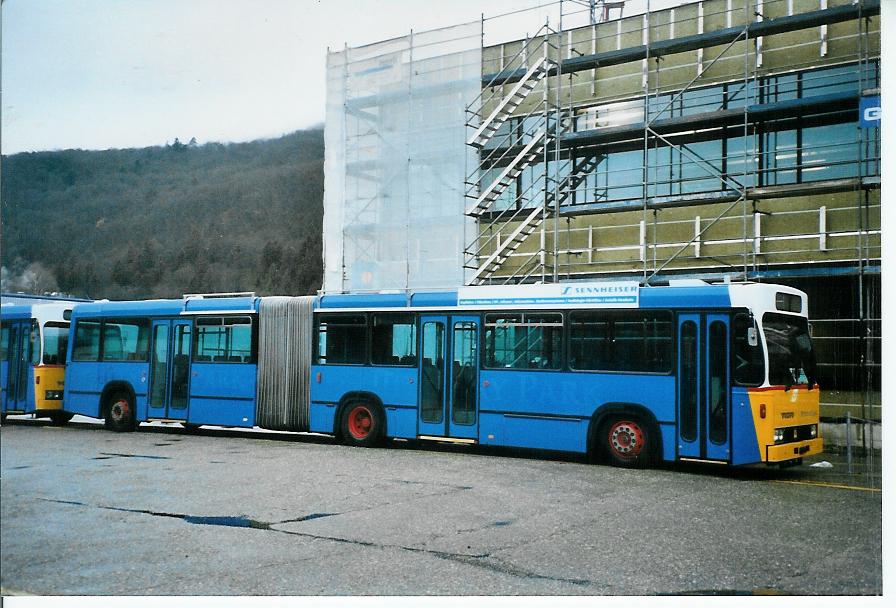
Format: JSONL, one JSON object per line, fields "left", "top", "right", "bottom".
{"left": 35, "top": 496, "right": 596, "bottom": 588}
{"left": 415, "top": 551, "right": 596, "bottom": 588}
{"left": 37, "top": 499, "right": 271, "bottom": 529}
{"left": 384, "top": 478, "right": 474, "bottom": 491}
{"left": 268, "top": 527, "right": 596, "bottom": 587}
{"left": 274, "top": 512, "right": 338, "bottom": 524}
{"left": 96, "top": 452, "right": 171, "bottom": 460}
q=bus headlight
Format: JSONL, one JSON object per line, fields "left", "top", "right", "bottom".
{"left": 773, "top": 428, "right": 784, "bottom": 443}
{"left": 808, "top": 424, "right": 817, "bottom": 439}
{"left": 44, "top": 390, "right": 63, "bottom": 401}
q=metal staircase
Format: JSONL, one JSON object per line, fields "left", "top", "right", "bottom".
{"left": 468, "top": 153, "right": 602, "bottom": 284}
{"left": 467, "top": 58, "right": 551, "bottom": 148}
{"left": 463, "top": 24, "right": 564, "bottom": 285}
{"left": 466, "top": 130, "right": 551, "bottom": 217}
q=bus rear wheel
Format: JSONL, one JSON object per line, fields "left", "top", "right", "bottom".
{"left": 601, "top": 416, "right": 656, "bottom": 468}
{"left": 341, "top": 402, "right": 383, "bottom": 448}
{"left": 49, "top": 412, "right": 74, "bottom": 426}
{"left": 104, "top": 392, "right": 137, "bottom": 433}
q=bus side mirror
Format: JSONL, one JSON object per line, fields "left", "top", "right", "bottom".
{"left": 747, "top": 327, "right": 758, "bottom": 347}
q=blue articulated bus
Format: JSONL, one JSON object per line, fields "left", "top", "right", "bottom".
{"left": 62, "top": 281, "right": 822, "bottom": 468}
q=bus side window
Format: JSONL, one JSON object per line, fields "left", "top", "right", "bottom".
{"left": 194, "top": 316, "right": 255, "bottom": 364}
{"left": 102, "top": 319, "right": 150, "bottom": 362}
{"left": 1, "top": 325, "right": 8, "bottom": 361}
{"left": 103, "top": 325, "right": 124, "bottom": 360}
{"left": 72, "top": 320, "right": 102, "bottom": 362}
{"left": 570, "top": 311, "right": 671, "bottom": 373}
{"left": 732, "top": 313, "right": 764, "bottom": 386}
{"left": 371, "top": 314, "right": 417, "bottom": 366}
{"left": 316, "top": 315, "right": 367, "bottom": 365}
{"left": 30, "top": 321, "right": 40, "bottom": 365}
{"left": 483, "top": 313, "right": 561, "bottom": 370}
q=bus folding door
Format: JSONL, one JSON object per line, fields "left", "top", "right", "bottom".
{"left": 3, "top": 322, "right": 33, "bottom": 414}
{"left": 146, "top": 319, "right": 192, "bottom": 421}
{"left": 677, "top": 314, "right": 731, "bottom": 462}
{"left": 417, "top": 315, "right": 479, "bottom": 440}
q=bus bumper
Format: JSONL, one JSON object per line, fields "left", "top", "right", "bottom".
{"left": 766, "top": 438, "right": 823, "bottom": 463}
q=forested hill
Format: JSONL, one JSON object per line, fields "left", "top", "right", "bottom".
{"left": 1, "top": 129, "right": 324, "bottom": 300}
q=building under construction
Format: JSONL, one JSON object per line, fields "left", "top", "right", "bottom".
{"left": 322, "top": 0, "right": 881, "bottom": 421}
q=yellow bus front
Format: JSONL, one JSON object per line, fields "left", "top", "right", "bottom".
{"left": 748, "top": 385, "right": 824, "bottom": 463}
{"left": 34, "top": 364, "right": 66, "bottom": 415}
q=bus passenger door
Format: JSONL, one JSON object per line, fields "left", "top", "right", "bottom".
{"left": 677, "top": 314, "right": 731, "bottom": 462}
{"left": 417, "top": 315, "right": 480, "bottom": 440}
{"left": 147, "top": 319, "right": 192, "bottom": 421}
{"left": 4, "top": 322, "right": 32, "bottom": 414}
{"left": 704, "top": 315, "right": 731, "bottom": 461}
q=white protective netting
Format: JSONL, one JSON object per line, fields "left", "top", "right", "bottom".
{"left": 323, "top": 22, "right": 481, "bottom": 292}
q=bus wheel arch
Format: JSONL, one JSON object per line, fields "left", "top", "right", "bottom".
{"left": 101, "top": 383, "right": 138, "bottom": 433}
{"left": 588, "top": 403, "right": 661, "bottom": 468}
{"left": 336, "top": 392, "right": 386, "bottom": 448}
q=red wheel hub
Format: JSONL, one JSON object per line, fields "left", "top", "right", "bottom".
{"left": 111, "top": 399, "right": 130, "bottom": 421}
{"left": 608, "top": 420, "right": 644, "bottom": 460}
{"left": 347, "top": 405, "right": 373, "bottom": 439}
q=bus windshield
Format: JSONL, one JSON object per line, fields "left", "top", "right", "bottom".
{"left": 43, "top": 322, "right": 70, "bottom": 365}
{"left": 762, "top": 313, "right": 817, "bottom": 388}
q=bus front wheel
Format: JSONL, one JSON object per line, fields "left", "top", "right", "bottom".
{"left": 340, "top": 402, "right": 384, "bottom": 448}
{"left": 104, "top": 392, "right": 137, "bottom": 433}
{"left": 600, "top": 416, "right": 657, "bottom": 468}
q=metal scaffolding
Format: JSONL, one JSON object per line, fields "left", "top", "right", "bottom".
{"left": 461, "top": 0, "right": 880, "bottom": 425}
{"left": 323, "top": 0, "right": 880, "bottom": 428}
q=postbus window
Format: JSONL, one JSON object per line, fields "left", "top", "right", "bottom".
{"left": 708, "top": 321, "right": 728, "bottom": 445}
{"left": 194, "top": 317, "right": 255, "bottom": 363}
{"left": 763, "top": 313, "right": 815, "bottom": 387}
{"left": 732, "top": 313, "right": 764, "bottom": 386}
{"left": 30, "top": 321, "right": 40, "bottom": 365}
{"left": 569, "top": 311, "right": 672, "bottom": 373}
{"left": 484, "top": 313, "right": 562, "bottom": 370}
{"left": 316, "top": 314, "right": 367, "bottom": 365}
{"left": 420, "top": 321, "right": 445, "bottom": 423}
{"left": 72, "top": 320, "right": 102, "bottom": 361}
{"left": 569, "top": 313, "right": 611, "bottom": 370}
{"left": 775, "top": 292, "right": 802, "bottom": 313}
{"left": 102, "top": 319, "right": 150, "bottom": 362}
{"left": 679, "top": 321, "right": 698, "bottom": 442}
{"left": 43, "top": 322, "right": 70, "bottom": 365}
{"left": 0, "top": 325, "right": 8, "bottom": 361}
{"left": 371, "top": 314, "right": 417, "bottom": 366}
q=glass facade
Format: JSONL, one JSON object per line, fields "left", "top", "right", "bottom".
{"left": 486, "top": 61, "right": 879, "bottom": 211}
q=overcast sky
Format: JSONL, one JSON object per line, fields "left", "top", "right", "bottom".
{"left": 1, "top": 0, "right": 678, "bottom": 154}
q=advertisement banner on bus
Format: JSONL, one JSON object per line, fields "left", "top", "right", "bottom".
{"left": 457, "top": 282, "right": 640, "bottom": 308}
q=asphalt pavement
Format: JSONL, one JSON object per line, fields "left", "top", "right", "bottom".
{"left": 0, "top": 416, "right": 883, "bottom": 595}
